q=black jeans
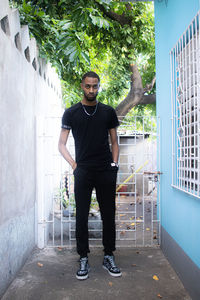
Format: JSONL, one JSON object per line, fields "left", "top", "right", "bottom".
{"left": 74, "top": 166, "right": 118, "bottom": 257}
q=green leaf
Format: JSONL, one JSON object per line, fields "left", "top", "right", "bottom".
{"left": 81, "top": 52, "right": 90, "bottom": 64}
{"left": 64, "top": 46, "right": 77, "bottom": 56}
{"left": 69, "top": 50, "right": 79, "bottom": 62}
{"left": 37, "top": 11, "right": 45, "bottom": 17}
{"left": 62, "top": 22, "right": 73, "bottom": 30}
{"left": 90, "top": 15, "right": 110, "bottom": 29}
{"left": 98, "top": 0, "right": 112, "bottom": 4}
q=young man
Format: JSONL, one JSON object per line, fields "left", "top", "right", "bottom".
{"left": 58, "top": 71, "right": 121, "bottom": 280}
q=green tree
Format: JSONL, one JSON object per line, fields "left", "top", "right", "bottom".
{"left": 10, "top": 0, "right": 156, "bottom": 120}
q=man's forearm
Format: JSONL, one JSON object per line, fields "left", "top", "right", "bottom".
{"left": 109, "top": 128, "right": 119, "bottom": 164}
{"left": 58, "top": 143, "right": 76, "bottom": 169}
{"left": 112, "top": 142, "right": 119, "bottom": 163}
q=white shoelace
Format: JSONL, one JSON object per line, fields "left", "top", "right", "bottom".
{"left": 80, "top": 258, "right": 88, "bottom": 270}
{"left": 107, "top": 256, "right": 116, "bottom": 268}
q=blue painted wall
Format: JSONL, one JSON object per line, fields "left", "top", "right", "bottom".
{"left": 154, "top": 0, "right": 200, "bottom": 268}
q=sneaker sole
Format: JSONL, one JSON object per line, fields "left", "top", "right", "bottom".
{"left": 102, "top": 265, "right": 122, "bottom": 277}
{"left": 76, "top": 267, "right": 90, "bottom": 280}
{"left": 76, "top": 274, "right": 89, "bottom": 280}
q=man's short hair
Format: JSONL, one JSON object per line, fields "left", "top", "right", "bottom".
{"left": 82, "top": 71, "right": 100, "bottom": 83}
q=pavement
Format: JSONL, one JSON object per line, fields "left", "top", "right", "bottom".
{"left": 2, "top": 247, "right": 191, "bottom": 300}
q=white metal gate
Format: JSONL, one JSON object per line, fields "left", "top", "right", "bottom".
{"left": 36, "top": 116, "right": 161, "bottom": 248}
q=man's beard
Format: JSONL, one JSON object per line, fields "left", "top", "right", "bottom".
{"left": 84, "top": 92, "right": 98, "bottom": 102}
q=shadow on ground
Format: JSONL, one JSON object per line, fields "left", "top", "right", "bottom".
{"left": 2, "top": 247, "right": 191, "bottom": 300}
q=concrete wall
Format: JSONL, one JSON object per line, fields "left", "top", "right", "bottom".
{"left": 154, "top": 0, "right": 200, "bottom": 298}
{"left": 0, "top": 0, "right": 62, "bottom": 296}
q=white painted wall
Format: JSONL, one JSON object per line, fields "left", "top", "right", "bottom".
{"left": 0, "top": 0, "right": 62, "bottom": 296}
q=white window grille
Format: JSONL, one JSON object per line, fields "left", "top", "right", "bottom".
{"left": 170, "top": 12, "right": 200, "bottom": 198}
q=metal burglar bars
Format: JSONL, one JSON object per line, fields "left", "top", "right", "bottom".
{"left": 37, "top": 115, "right": 161, "bottom": 249}
{"left": 170, "top": 11, "right": 200, "bottom": 198}
{"left": 36, "top": 115, "right": 160, "bottom": 248}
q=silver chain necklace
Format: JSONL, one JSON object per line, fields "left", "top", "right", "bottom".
{"left": 81, "top": 102, "right": 98, "bottom": 116}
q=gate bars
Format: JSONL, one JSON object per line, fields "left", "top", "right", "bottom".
{"left": 36, "top": 116, "right": 161, "bottom": 248}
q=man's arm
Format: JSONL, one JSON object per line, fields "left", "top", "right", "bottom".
{"left": 58, "top": 129, "right": 77, "bottom": 170}
{"left": 109, "top": 128, "right": 119, "bottom": 163}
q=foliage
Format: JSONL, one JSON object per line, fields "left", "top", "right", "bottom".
{"left": 62, "top": 189, "right": 99, "bottom": 214}
{"left": 121, "top": 104, "right": 157, "bottom": 133}
{"left": 9, "top": 0, "right": 155, "bottom": 115}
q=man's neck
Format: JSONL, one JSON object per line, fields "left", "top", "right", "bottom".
{"left": 81, "top": 98, "right": 97, "bottom": 106}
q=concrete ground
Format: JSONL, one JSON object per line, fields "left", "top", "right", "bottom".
{"left": 2, "top": 247, "right": 191, "bottom": 300}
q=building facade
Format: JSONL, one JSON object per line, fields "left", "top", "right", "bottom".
{"left": 154, "top": 0, "right": 200, "bottom": 299}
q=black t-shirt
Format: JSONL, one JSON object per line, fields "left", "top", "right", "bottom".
{"left": 61, "top": 102, "right": 119, "bottom": 170}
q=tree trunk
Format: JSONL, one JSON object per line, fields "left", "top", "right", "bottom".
{"left": 115, "top": 64, "right": 156, "bottom": 122}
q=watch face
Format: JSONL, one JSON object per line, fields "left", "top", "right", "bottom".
{"left": 111, "top": 162, "right": 119, "bottom": 168}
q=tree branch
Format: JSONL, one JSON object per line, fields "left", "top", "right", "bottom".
{"left": 144, "top": 76, "right": 156, "bottom": 93}
{"left": 115, "top": 64, "right": 156, "bottom": 120}
{"left": 94, "top": 1, "right": 132, "bottom": 26}
{"left": 115, "top": 64, "right": 143, "bottom": 117}
{"left": 125, "top": 3, "right": 132, "bottom": 11}
{"left": 130, "top": 63, "right": 143, "bottom": 90}
{"left": 140, "top": 94, "right": 156, "bottom": 105}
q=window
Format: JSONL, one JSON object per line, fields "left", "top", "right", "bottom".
{"left": 170, "top": 12, "right": 200, "bottom": 198}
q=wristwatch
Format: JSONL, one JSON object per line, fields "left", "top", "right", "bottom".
{"left": 111, "top": 162, "right": 119, "bottom": 168}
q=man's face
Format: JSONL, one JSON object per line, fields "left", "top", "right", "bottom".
{"left": 81, "top": 77, "right": 100, "bottom": 102}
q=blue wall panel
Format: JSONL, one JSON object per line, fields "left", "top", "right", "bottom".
{"left": 154, "top": 0, "right": 200, "bottom": 268}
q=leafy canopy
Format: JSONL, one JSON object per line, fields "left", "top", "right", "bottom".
{"left": 10, "top": 0, "right": 155, "bottom": 114}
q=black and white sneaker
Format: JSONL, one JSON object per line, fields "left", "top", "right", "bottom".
{"left": 103, "top": 255, "right": 122, "bottom": 277}
{"left": 76, "top": 257, "right": 90, "bottom": 280}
